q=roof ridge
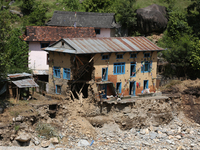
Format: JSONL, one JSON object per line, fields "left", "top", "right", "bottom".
{"left": 54, "top": 11, "right": 115, "bottom": 16}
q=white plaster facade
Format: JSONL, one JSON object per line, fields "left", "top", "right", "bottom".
{"left": 95, "top": 28, "right": 115, "bottom": 37}
{"left": 28, "top": 42, "right": 54, "bottom": 73}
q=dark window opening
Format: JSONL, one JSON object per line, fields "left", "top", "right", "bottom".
{"left": 130, "top": 53, "right": 137, "bottom": 58}
{"left": 0, "top": 135, "right": 3, "bottom": 140}
{"left": 49, "top": 113, "right": 56, "bottom": 118}
{"left": 95, "top": 29, "right": 100, "bottom": 34}
{"left": 144, "top": 53, "right": 150, "bottom": 58}
{"left": 102, "top": 55, "right": 109, "bottom": 60}
{"left": 130, "top": 62, "right": 136, "bottom": 77}
{"left": 116, "top": 54, "right": 123, "bottom": 59}
{"left": 41, "top": 42, "right": 50, "bottom": 48}
{"left": 62, "top": 41, "right": 64, "bottom": 47}
{"left": 116, "top": 82, "right": 121, "bottom": 93}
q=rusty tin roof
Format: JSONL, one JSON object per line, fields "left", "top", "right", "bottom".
{"left": 12, "top": 79, "right": 39, "bottom": 88}
{"left": 8, "top": 73, "right": 32, "bottom": 79}
{"left": 44, "top": 37, "right": 164, "bottom": 54}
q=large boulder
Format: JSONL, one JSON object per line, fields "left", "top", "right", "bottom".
{"left": 136, "top": 4, "right": 168, "bottom": 34}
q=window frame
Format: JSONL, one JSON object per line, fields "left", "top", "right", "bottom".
{"left": 56, "top": 85, "right": 61, "bottom": 94}
{"left": 144, "top": 53, "right": 150, "bottom": 58}
{"left": 130, "top": 53, "right": 137, "bottom": 58}
{"left": 53, "top": 66, "right": 61, "bottom": 78}
{"left": 113, "top": 62, "right": 125, "bottom": 75}
{"left": 141, "top": 61, "right": 151, "bottom": 73}
{"left": 130, "top": 62, "right": 136, "bottom": 77}
{"left": 95, "top": 29, "right": 101, "bottom": 34}
{"left": 116, "top": 54, "right": 123, "bottom": 59}
{"left": 116, "top": 82, "right": 122, "bottom": 93}
{"left": 102, "top": 55, "right": 109, "bottom": 60}
{"left": 63, "top": 68, "right": 70, "bottom": 80}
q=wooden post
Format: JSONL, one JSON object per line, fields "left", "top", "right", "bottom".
{"left": 16, "top": 88, "right": 18, "bottom": 101}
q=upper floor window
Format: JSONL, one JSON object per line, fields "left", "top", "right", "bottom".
{"left": 114, "top": 62, "right": 125, "bottom": 75}
{"left": 130, "top": 62, "right": 136, "bottom": 77}
{"left": 53, "top": 66, "right": 60, "bottom": 78}
{"left": 116, "top": 54, "right": 123, "bottom": 59}
{"left": 63, "top": 68, "right": 70, "bottom": 80}
{"left": 102, "top": 55, "right": 109, "bottom": 60}
{"left": 130, "top": 53, "right": 137, "bottom": 58}
{"left": 141, "top": 61, "right": 151, "bottom": 73}
{"left": 41, "top": 42, "right": 50, "bottom": 48}
{"left": 95, "top": 29, "right": 101, "bottom": 34}
{"left": 144, "top": 53, "right": 150, "bottom": 58}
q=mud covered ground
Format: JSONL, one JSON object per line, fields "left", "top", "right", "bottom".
{"left": 0, "top": 79, "right": 200, "bottom": 149}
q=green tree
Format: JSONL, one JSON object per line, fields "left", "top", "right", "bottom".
{"left": 63, "top": 0, "right": 80, "bottom": 11}
{"left": 115, "top": 0, "right": 138, "bottom": 36}
{"left": 82, "top": 0, "right": 114, "bottom": 13}
{"left": 20, "top": 0, "right": 35, "bottom": 15}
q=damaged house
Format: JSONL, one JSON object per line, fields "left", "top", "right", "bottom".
{"left": 44, "top": 37, "right": 164, "bottom": 100}
{"left": 24, "top": 26, "right": 96, "bottom": 81}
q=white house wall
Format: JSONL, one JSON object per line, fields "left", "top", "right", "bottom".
{"left": 96, "top": 28, "right": 112, "bottom": 37}
{"left": 28, "top": 42, "right": 54, "bottom": 71}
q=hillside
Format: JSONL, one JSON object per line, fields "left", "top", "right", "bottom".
{"left": 1, "top": 0, "right": 193, "bottom": 27}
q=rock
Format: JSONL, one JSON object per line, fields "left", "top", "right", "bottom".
{"left": 13, "top": 115, "right": 24, "bottom": 122}
{"left": 15, "top": 132, "right": 31, "bottom": 142}
{"left": 9, "top": 0, "right": 15, "bottom": 5}
{"left": 77, "top": 139, "right": 90, "bottom": 147}
{"left": 136, "top": 4, "right": 168, "bottom": 34}
{"left": 32, "top": 137, "right": 40, "bottom": 146}
{"left": 140, "top": 129, "right": 146, "bottom": 135}
{"left": 41, "top": 140, "right": 50, "bottom": 148}
{"left": 50, "top": 137, "right": 59, "bottom": 144}
{"left": 166, "top": 139, "right": 175, "bottom": 145}
{"left": 149, "top": 132, "right": 157, "bottom": 140}
{"left": 10, "top": 10, "right": 23, "bottom": 17}
{"left": 175, "top": 135, "right": 182, "bottom": 140}
{"left": 0, "top": 106, "right": 4, "bottom": 114}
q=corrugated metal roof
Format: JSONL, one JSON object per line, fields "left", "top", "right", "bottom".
{"left": 12, "top": 79, "right": 39, "bottom": 88}
{"left": 33, "top": 70, "right": 49, "bottom": 75}
{"left": 44, "top": 37, "right": 164, "bottom": 54}
{"left": 8, "top": 73, "right": 32, "bottom": 78}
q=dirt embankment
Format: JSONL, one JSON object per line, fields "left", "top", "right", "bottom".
{"left": 161, "top": 79, "right": 200, "bottom": 125}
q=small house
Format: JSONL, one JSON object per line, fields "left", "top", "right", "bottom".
{"left": 24, "top": 26, "right": 96, "bottom": 81}
{"left": 44, "top": 37, "right": 164, "bottom": 99}
{"left": 46, "top": 11, "right": 119, "bottom": 37}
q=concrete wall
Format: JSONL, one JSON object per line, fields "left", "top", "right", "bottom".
{"left": 28, "top": 41, "right": 54, "bottom": 71}
{"left": 94, "top": 52, "right": 157, "bottom": 96}
{"left": 48, "top": 52, "right": 71, "bottom": 95}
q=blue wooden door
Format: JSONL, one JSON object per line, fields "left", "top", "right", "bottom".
{"left": 144, "top": 80, "right": 149, "bottom": 90}
{"left": 101, "top": 84, "right": 107, "bottom": 98}
{"left": 129, "top": 81, "right": 136, "bottom": 96}
{"left": 102, "top": 68, "right": 108, "bottom": 81}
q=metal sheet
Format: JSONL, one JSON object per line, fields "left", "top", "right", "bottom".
{"left": 45, "top": 37, "right": 164, "bottom": 54}
{"left": 8, "top": 73, "right": 32, "bottom": 78}
{"left": 12, "top": 79, "right": 39, "bottom": 88}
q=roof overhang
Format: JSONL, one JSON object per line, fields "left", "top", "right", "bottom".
{"left": 12, "top": 79, "right": 39, "bottom": 88}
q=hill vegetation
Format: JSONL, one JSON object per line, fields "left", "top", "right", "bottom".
{"left": 0, "top": 0, "right": 200, "bottom": 79}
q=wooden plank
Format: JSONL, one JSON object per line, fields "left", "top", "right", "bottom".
{"left": 75, "top": 55, "right": 84, "bottom": 65}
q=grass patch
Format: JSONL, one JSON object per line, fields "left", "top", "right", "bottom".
{"left": 14, "top": 125, "right": 20, "bottom": 131}
{"left": 36, "top": 121, "right": 58, "bottom": 139}
{"left": 160, "top": 80, "right": 182, "bottom": 91}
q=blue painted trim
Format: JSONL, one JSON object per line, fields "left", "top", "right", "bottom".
{"left": 63, "top": 68, "right": 70, "bottom": 80}
{"left": 141, "top": 61, "right": 151, "bottom": 73}
{"left": 102, "top": 68, "right": 108, "bottom": 81}
{"left": 53, "top": 66, "right": 61, "bottom": 78}
{"left": 113, "top": 62, "right": 125, "bottom": 75}
{"left": 130, "top": 62, "right": 136, "bottom": 77}
{"left": 129, "top": 81, "right": 136, "bottom": 96}
{"left": 143, "top": 80, "right": 149, "bottom": 90}
{"left": 56, "top": 85, "right": 61, "bottom": 94}
{"left": 116, "top": 82, "right": 122, "bottom": 93}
